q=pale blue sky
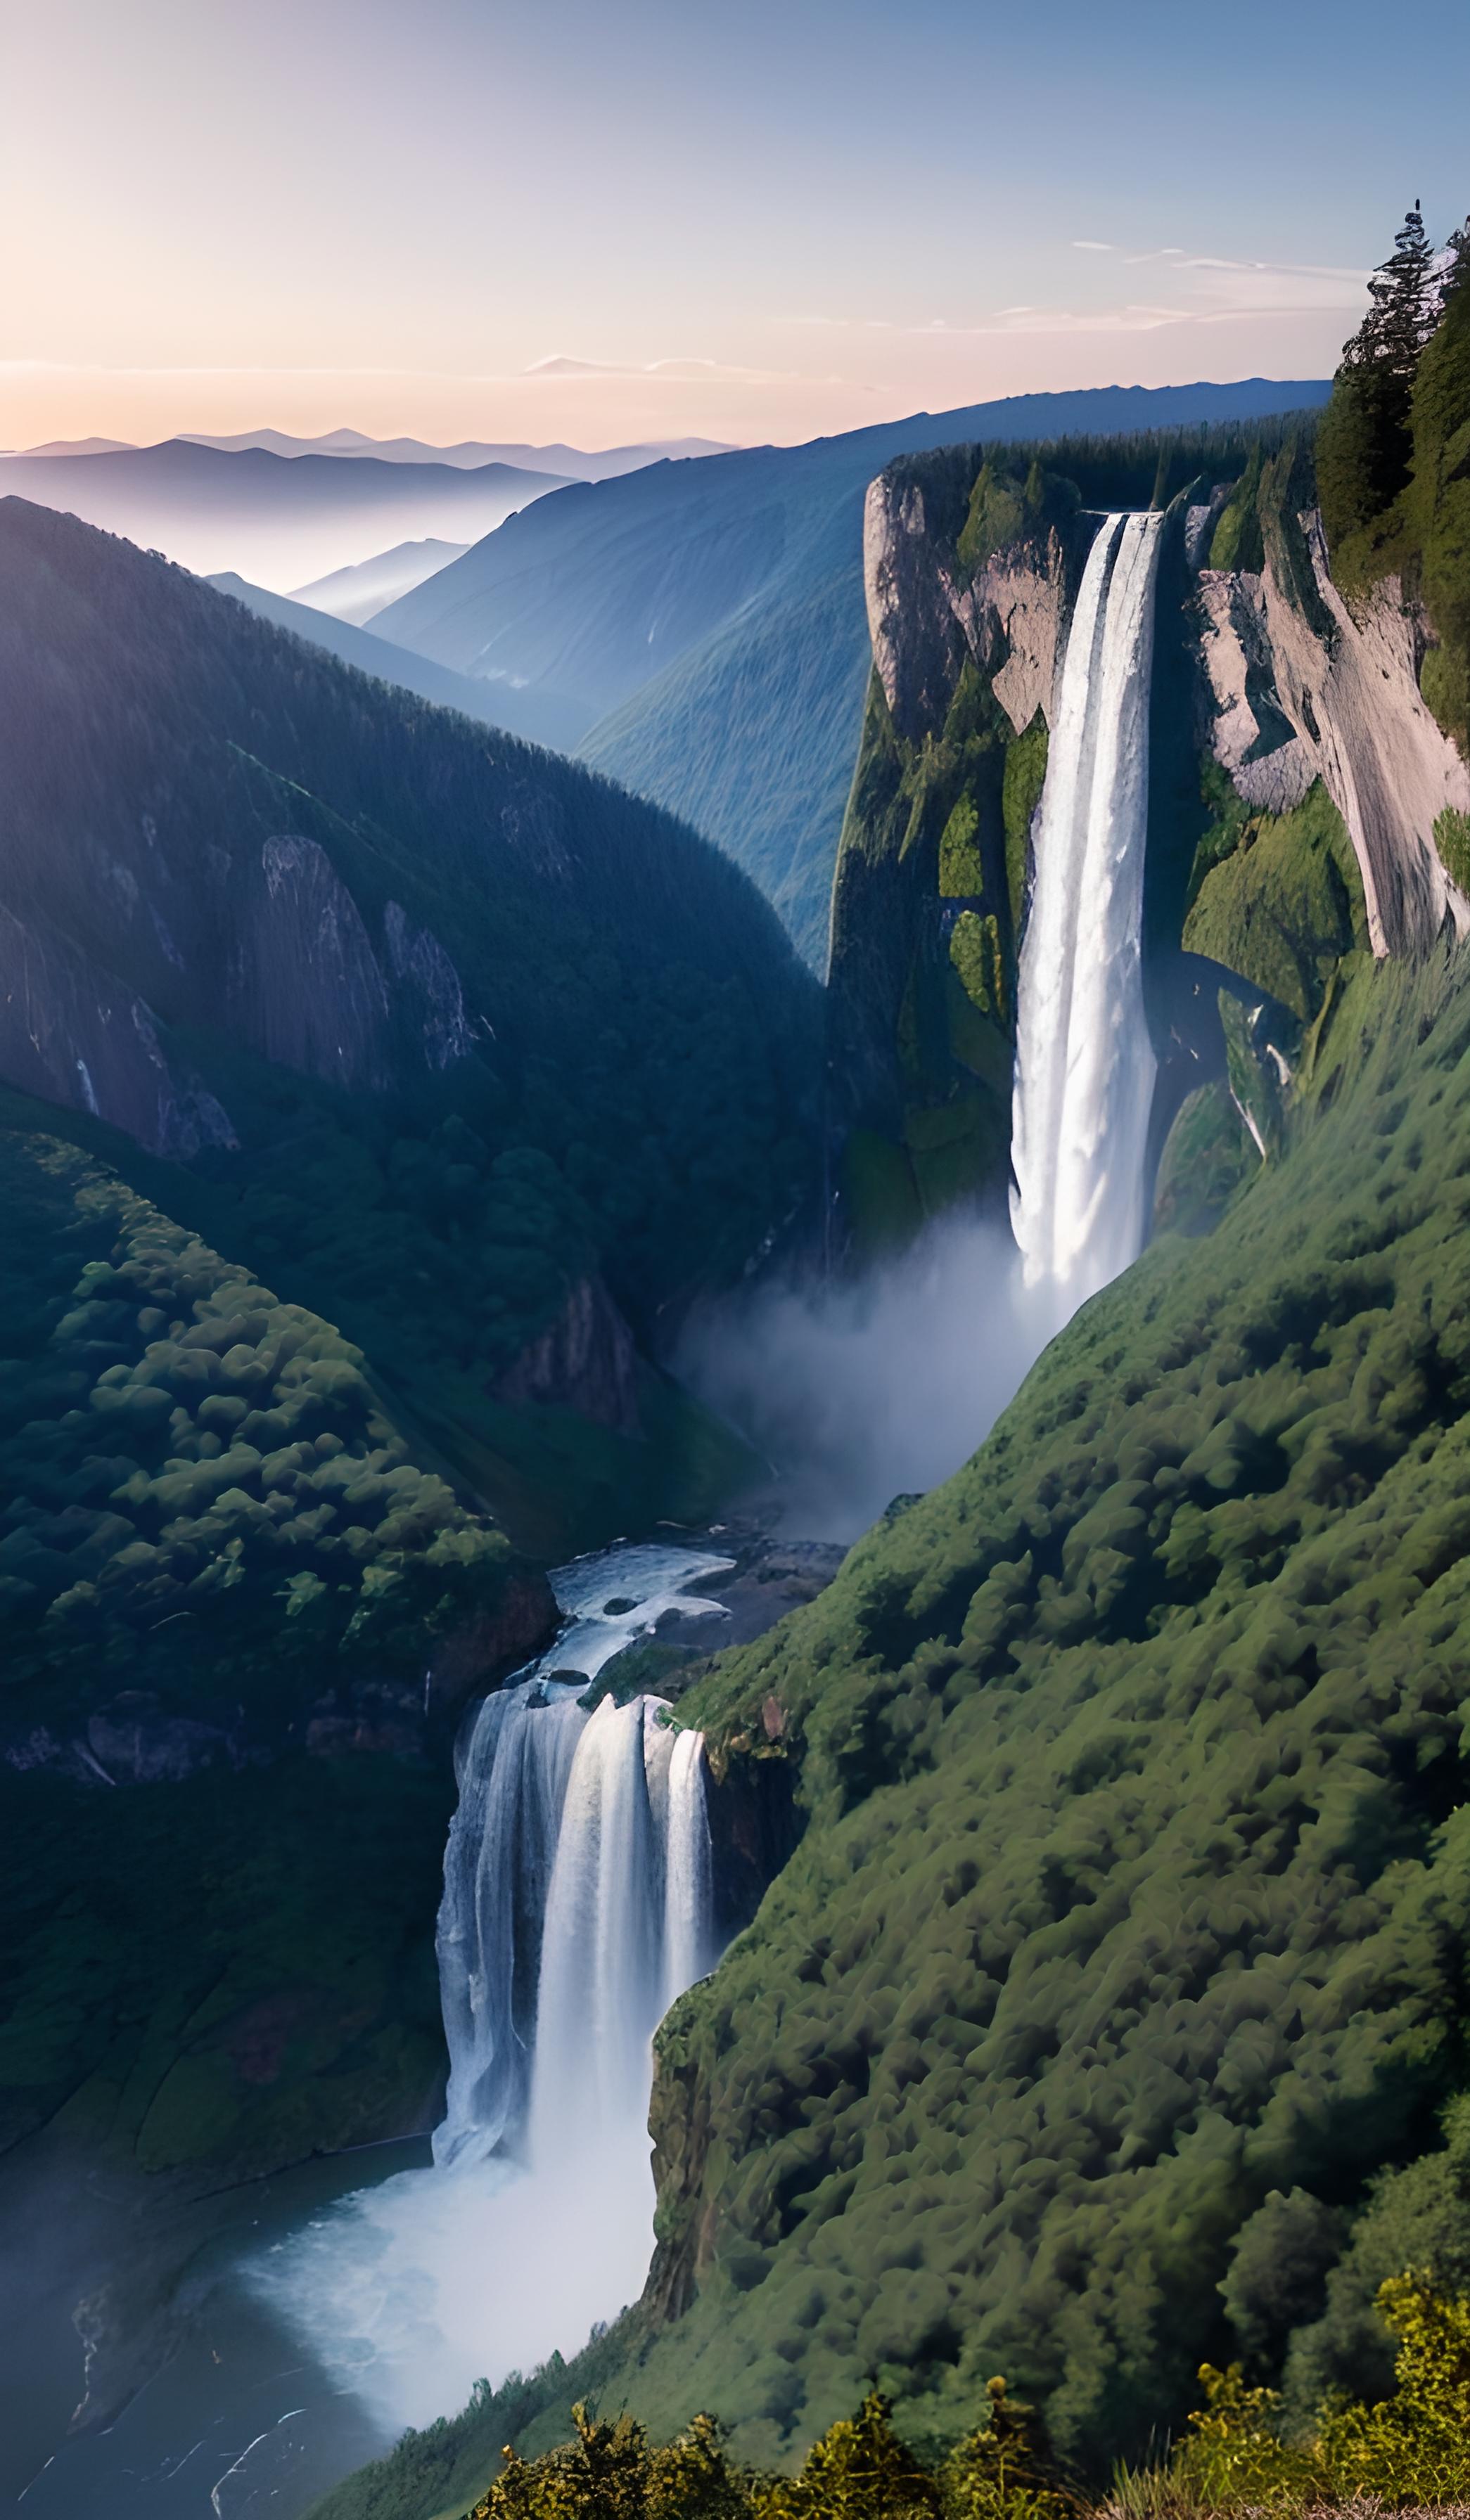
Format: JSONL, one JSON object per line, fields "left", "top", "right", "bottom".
{"left": 4, "top": 0, "right": 1466, "bottom": 446}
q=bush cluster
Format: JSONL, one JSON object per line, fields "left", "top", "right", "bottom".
{"left": 470, "top": 2381, "right": 1066, "bottom": 2520}
{"left": 1151, "top": 2269, "right": 1470, "bottom": 2511}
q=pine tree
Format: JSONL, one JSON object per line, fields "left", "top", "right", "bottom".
{"left": 1317, "top": 203, "right": 1438, "bottom": 548}
{"left": 1356, "top": 200, "right": 1437, "bottom": 382}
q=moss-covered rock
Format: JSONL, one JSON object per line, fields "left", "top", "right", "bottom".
{"left": 1182, "top": 780, "right": 1369, "bottom": 1023}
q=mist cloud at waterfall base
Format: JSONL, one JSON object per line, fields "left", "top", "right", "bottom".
{"left": 682, "top": 1216, "right": 1064, "bottom": 1543}
{"left": 246, "top": 2130, "right": 658, "bottom": 2437}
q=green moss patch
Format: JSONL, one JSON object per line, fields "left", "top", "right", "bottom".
{"left": 1182, "top": 779, "right": 1368, "bottom": 1020}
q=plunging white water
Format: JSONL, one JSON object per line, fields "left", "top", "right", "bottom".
{"left": 1011, "top": 510, "right": 1163, "bottom": 1301}
{"left": 246, "top": 1543, "right": 730, "bottom": 2434}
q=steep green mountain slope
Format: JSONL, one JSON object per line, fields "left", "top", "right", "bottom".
{"left": 0, "top": 1106, "right": 547, "bottom": 2175}
{"left": 0, "top": 497, "right": 819, "bottom": 1550}
{"left": 321, "top": 944, "right": 1470, "bottom": 2515}
{"left": 648, "top": 946, "right": 1470, "bottom": 2462}
{"left": 580, "top": 564, "right": 871, "bottom": 964}
{"left": 371, "top": 385, "right": 1330, "bottom": 968}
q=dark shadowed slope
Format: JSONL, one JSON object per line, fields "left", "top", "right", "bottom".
{"left": 0, "top": 496, "right": 819, "bottom": 1548}
{"left": 374, "top": 382, "right": 1331, "bottom": 965}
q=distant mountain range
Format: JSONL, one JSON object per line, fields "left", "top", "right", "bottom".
{"left": 290, "top": 536, "right": 470, "bottom": 625}
{"left": 371, "top": 378, "right": 1334, "bottom": 964}
{"left": 15, "top": 428, "right": 730, "bottom": 476}
{"left": 0, "top": 440, "right": 573, "bottom": 589}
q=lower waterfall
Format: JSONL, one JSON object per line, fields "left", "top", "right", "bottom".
{"left": 1010, "top": 509, "right": 1163, "bottom": 1301}
{"left": 245, "top": 1543, "right": 730, "bottom": 2434}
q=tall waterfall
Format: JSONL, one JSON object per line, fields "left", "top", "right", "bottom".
{"left": 1010, "top": 510, "right": 1163, "bottom": 1300}
{"left": 248, "top": 1543, "right": 729, "bottom": 2434}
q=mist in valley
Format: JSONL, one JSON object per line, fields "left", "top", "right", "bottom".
{"left": 681, "top": 1214, "right": 1065, "bottom": 1543}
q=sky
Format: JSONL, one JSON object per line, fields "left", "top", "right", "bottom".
{"left": 4, "top": 0, "right": 1469, "bottom": 454}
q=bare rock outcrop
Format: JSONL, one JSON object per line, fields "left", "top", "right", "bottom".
{"left": 863, "top": 475, "right": 1070, "bottom": 745}
{"left": 1197, "top": 520, "right": 1470, "bottom": 956}
{"left": 384, "top": 899, "right": 475, "bottom": 1069}
{"left": 0, "top": 835, "right": 478, "bottom": 1152}
{"left": 494, "top": 1273, "right": 641, "bottom": 1432}
{"left": 226, "top": 835, "right": 393, "bottom": 1088}
{"left": 0, "top": 905, "right": 236, "bottom": 1155}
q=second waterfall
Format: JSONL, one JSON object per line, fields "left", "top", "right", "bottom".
{"left": 1011, "top": 509, "right": 1163, "bottom": 1301}
{"left": 245, "top": 1545, "right": 729, "bottom": 2437}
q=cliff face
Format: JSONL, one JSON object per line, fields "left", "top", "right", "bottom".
{"left": 826, "top": 462, "right": 1082, "bottom": 1249}
{"left": 1196, "top": 527, "right": 1470, "bottom": 954}
{"left": 826, "top": 423, "right": 1470, "bottom": 1256}
{"left": 494, "top": 1274, "right": 641, "bottom": 1433}
{"left": 863, "top": 470, "right": 1070, "bottom": 748}
{"left": 0, "top": 822, "right": 478, "bottom": 1155}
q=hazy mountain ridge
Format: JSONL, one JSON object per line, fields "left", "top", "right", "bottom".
{"left": 290, "top": 536, "right": 471, "bottom": 624}
{"left": 0, "top": 439, "right": 573, "bottom": 588}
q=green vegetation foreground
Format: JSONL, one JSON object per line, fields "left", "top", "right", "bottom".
{"left": 343, "top": 2268, "right": 1470, "bottom": 2519}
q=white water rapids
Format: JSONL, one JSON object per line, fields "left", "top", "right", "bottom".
{"left": 246, "top": 1543, "right": 730, "bottom": 2435}
{"left": 1010, "top": 509, "right": 1163, "bottom": 1301}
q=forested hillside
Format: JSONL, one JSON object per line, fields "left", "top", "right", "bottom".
{"left": 0, "top": 497, "right": 820, "bottom": 1549}
{"left": 0, "top": 1109, "right": 542, "bottom": 2180}
{"left": 0, "top": 492, "right": 823, "bottom": 2210}
{"left": 321, "top": 938, "right": 1470, "bottom": 2520}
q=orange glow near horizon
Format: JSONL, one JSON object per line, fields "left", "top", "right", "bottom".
{"left": 1, "top": 306, "right": 1365, "bottom": 460}
{"left": 6, "top": 0, "right": 1466, "bottom": 461}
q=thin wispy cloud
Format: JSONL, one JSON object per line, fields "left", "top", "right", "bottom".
{"left": 525, "top": 354, "right": 812, "bottom": 385}
{"left": 779, "top": 242, "right": 1368, "bottom": 344}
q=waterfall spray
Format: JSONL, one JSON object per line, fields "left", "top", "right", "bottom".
{"left": 1011, "top": 510, "right": 1163, "bottom": 1300}
{"left": 248, "top": 1544, "right": 728, "bottom": 2434}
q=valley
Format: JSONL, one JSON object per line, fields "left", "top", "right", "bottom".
{"left": 3, "top": 169, "right": 1469, "bottom": 2520}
